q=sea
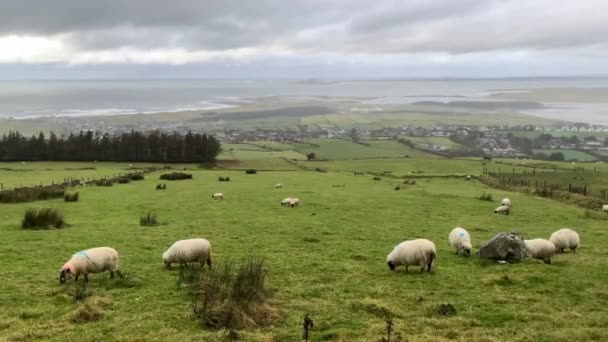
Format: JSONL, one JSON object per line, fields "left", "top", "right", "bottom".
{"left": 1, "top": 78, "right": 607, "bottom": 125}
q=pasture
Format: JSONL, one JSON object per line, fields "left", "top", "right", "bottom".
{"left": 1, "top": 158, "right": 607, "bottom": 341}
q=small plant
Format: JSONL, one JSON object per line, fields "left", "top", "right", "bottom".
{"left": 218, "top": 176, "right": 231, "bottom": 182}
{"left": 303, "top": 314, "right": 314, "bottom": 342}
{"left": 140, "top": 211, "right": 159, "bottom": 226}
{"left": 156, "top": 183, "right": 167, "bottom": 190}
{"left": 402, "top": 179, "right": 416, "bottom": 185}
{"left": 128, "top": 173, "right": 145, "bottom": 181}
{"left": 21, "top": 208, "right": 65, "bottom": 229}
{"left": 64, "top": 192, "right": 79, "bottom": 202}
{"left": 435, "top": 303, "right": 456, "bottom": 316}
{"left": 373, "top": 176, "right": 381, "bottom": 181}
{"left": 394, "top": 185, "right": 401, "bottom": 191}
{"left": 477, "top": 192, "right": 493, "bottom": 201}
{"left": 160, "top": 172, "right": 192, "bottom": 181}
{"left": 245, "top": 169, "right": 258, "bottom": 174}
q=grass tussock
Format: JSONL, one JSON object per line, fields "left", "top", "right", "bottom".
{"left": 477, "top": 192, "right": 493, "bottom": 202}
{"left": 140, "top": 211, "right": 160, "bottom": 226}
{"left": 218, "top": 176, "right": 231, "bottom": 182}
{"left": 156, "top": 183, "right": 167, "bottom": 190}
{"left": 117, "top": 177, "right": 131, "bottom": 184}
{"left": 189, "top": 255, "right": 279, "bottom": 330}
{"left": 245, "top": 169, "right": 258, "bottom": 174}
{"left": 373, "top": 176, "right": 381, "bottom": 181}
{"left": 128, "top": 173, "right": 145, "bottom": 181}
{"left": 21, "top": 208, "right": 65, "bottom": 229}
{"left": 70, "top": 297, "right": 112, "bottom": 323}
{"left": 403, "top": 179, "right": 416, "bottom": 185}
{"left": 160, "top": 172, "right": 193, "bottom": 181}
{"left": 95, "top": 179, "right": 114, "bottom": 187}
{"left": 64, "top": 192, "right": 79, "bottom": 202}
{"left": 0, "top": 185, "right": 65, "bottom": 203}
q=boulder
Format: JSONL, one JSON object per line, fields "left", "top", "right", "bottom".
{"left": 478, "top": 232, "right": 528, "bottom": 262}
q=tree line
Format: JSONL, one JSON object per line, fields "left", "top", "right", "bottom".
{"left": 0, "top": 130, "right": 221, "bottom": 163}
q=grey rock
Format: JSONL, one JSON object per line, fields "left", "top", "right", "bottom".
{"left": 477, "top": 232, "right": 528, "bottom": 262}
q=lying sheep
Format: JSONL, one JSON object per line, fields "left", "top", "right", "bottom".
{"left": 386, "top": 239, "right": 436, "bottom": 273}
{"left": 290, "top": 197, "right": 300, "bottom": 207}
{"left": 603, "top": 204, "right": 608, "bottom": 212}
{"left": 549, "top": 228, "right": 580, "bottom": 253}
{"left": 449, "top": 227, "right": 472, "bottom": 257}
{"left": 162, "top": 238, "right": 212, "bottom": 269}
{"left": 525, "top": 239, "right": 555, "bottom": 264}
{"left": 501, "top": 198, "right": 512, "bottom": 207}
{"left": 281, "top": 197, "right": 292, "bottom": 207}
{"left": 275, "top": 183, "right": 282, "bottom": 189}
{"left": 59, "top": 247, "right": 123, "bottom": 283}
{"left": 495, "top": 205, "right": 510, "bottom": 215}
{"left": 212, "top": 192, "right": 224, "bottom": 200}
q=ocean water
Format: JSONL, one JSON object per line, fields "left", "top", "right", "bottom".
{"left": 0, "top": 78, "right": 607, "bottom": 124}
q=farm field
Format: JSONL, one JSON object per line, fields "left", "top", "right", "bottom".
{"left": 532, "top": 149, "right": 597, "bottom": 162}
{"left": 1, "top": 158, "right": 608, "bottom": 341}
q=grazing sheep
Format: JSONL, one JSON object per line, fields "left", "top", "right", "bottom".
{"left": 603, "top": 204, "right": 608, "bottom": 212}
{"left": 162, "top": 238, "right": 212, "bottom": 269}
{"left": 449, "top": 227, "right": 472, "bottom": 257}
{"left": 386, "top": 239, "right": 437, "bottom": 273}
{"left": 494, "top": 205, "right": 510, "bottom": 215}
{"left": 466, "top": 175, "right": 472, "bottom": 181}
{"left": 290, "top": 197, "right": 300, "bottom": 207}
{"left": 525, "top": 239, "right": 556, "bottom": 264}
{"left": 275, "top": 183, "right": 282, "bottom": 189}
{"left": 212, "top": 192, "right": 224, "bottom": 200}
{"left": 281, "top": 197, "right": 292, "bottom": 207}
{"left": 549, "top": 228, "right": 580, "bottom": 253}
{"left": 501, "top": 198, "right": 512, "bottom": 207}
{"left": 59, "top": 247, "right": 123, "bottom": 283}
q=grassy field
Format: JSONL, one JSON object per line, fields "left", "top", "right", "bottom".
{"left": 532, "top": 149, "right": 597, "bottom": 162}
{"left": 1, "top": 158, "right": 607, "bottom": 341}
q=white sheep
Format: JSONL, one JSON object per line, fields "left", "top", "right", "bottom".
{"left": 494, "top": 205, "right": 510, "bottom": 215}
{"left": 275, "top": 183, "right": 282, "bottom": 189}
{"left": 449, "top": 227, "right": 472, "bottom": 257}
{"left": 466, "top": 175, "right": 472, "bottom": 181}
{"left": 212, "top": 192, "right": 224, "bottom": 200}
{"left": 290, "top": 197, "right": 300, "bottom": 207}
{"left": 386, "top": 239, "right": 437, "bottom": 273}
{"left": 281, "top": 197, "right": 292, "bottom": 207}
{"left": 549, "top": 228, "right": 580, "bottom": 253}
{"left": 525, "top": 239, "right": 556, "bottom": 264}
{"left": 162, "top": 238, "right": 212, "bottom": 269}
{"left": 501, "top": 198, "right": 512, "bottom": 207}
{"left": 59, "top": 247, "right": 123, "bottom": 283}
{"left": 603, "top": 204, "right": 608, "bottom": 213}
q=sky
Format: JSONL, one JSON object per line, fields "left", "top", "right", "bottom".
{"left": 1, "top": 0, "right": 607, "bottom": 79}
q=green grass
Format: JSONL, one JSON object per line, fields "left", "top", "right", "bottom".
{"left": 291, "top": 138, "right": 434, "bottom": 160}
{"left": 1, "top": 161, "right": 607, "bottom": 341}
{"left": 533, "top": 149, "right": 597, "bottom": 161}
{"left": 404, "top": 136, "right": 466, "bottom": 150}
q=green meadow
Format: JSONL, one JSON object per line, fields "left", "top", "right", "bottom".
{"left": 1, "top": 142, "right": 608, "bottom": 341}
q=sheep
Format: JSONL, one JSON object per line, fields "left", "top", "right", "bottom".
{"left": 59, "top": 247, "right": 123, "bottom": 283}
{"left": 275, "top": 183, "right": 282, "bottom": 189}
{"left": 603, "top": 204, "right": 608, "bottom": 213}
{"left": 525, "top": 239, "right": 556, "bottom": 264}
{"left": 449, "top": 227, "right": 472, "bottom": 257}
{"left": 289, "top": 197, "right": 300, "bottom": 207}
{"left": 212, "top": 192, "right": 224, "bottom": 200}
{"left": 549, "top": 228, "right": 580, "bottom": 253}
{"left": 281, "top": 197, "right": 292, "bottom": 207}
{"left": 494, "top": 205, "right": 510, "bottom": 215}
{"left": 501, "top": 198, "right": 512, "bottom": 207}
{"left": 386, "top": 239, "right": 437, "bottom": 273}
{"left": 162, "top": 238, "right": 212, "bottom": 269}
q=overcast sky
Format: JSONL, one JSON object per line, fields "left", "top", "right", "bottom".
{"left": 1, "top": 0, "right": 607, "bottom": 79}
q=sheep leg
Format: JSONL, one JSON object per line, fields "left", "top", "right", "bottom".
{"left": 84, "top": 274, "right": 89, "bottom": 282}
{"left": 427, "top": 263, "right": 432, "bottom": 273}
{"left": 545, "top": 259, "right": 551, "bottom": 265}
{"left": 75, "top": 275, "right": 79, "bottom": 282}
{"left": 571, "top": 248, "right": 576, "bottom": 253}
{"left": 110, "top": 271, "right": 115, "bottom": 279}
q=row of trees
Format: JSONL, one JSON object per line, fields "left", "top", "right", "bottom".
{"left": 0, "top": 130, "right": 221, "bottom": 162}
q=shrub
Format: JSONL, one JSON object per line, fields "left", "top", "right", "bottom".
{"left": 117, "top": 177, "right": 131, "bottom": 184}
{"left": 189, "top": 255, "right": 278, "bottom": 330}
{"left": 218, "top": 176, "right": 231, "bottom": 182}
{"left": 0, "top": 186, "right": 65, "bottom": 203}
{"left": 96, "top": 179, "right": 114, "bottom": 187}
{"left": 64, "top": 192, "right": 79, "bottom": 202}
{"left": 160, "top": 172, "right": 193, "bottom": 181}
{"left": 477, "top": 192, "right": 493, "bottom": 201}
{"left": 21, "top": 208, "right": 65, "bottom": 229}
{"left": 245, "top": 169, "right": 258, "bottom": 174}
{"left": 394, "top": 185, "right": 401, "bottom": 191}
{"left": 373, "top": 176, "right": 381, "bottom": 181}
{"left": 128, "top": 173, "right": 145, "bottom": 181}
{"left": 140, "top": 211, "right": 159, "bottom": 226}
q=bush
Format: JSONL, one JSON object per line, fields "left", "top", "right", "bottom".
{"left": 373, "top": 176, "right": 381, "bottom": 181}
{"left": 140, "top": 211, "right": 159, "bottom": 226}
{"left": 22, "top": 208, "right": 65, "bottom": 229}
{"left": 0, "top": 186, "right": 65, "bottom": 203}
{"left": 160, "top": 172, "right": 192, "bottom": 181}
{"left": 128, "top": 173, "right": 145, "bottom": 181}
{"left": 218, "top": 176, "right": 231, "bottom": 182}
{"left": 156, "top": 183, "right": 167, "bottom": 190}
{"left": 189, "top": 255, "right": 278, "bottom": 330}
{"left": 64, "top": 192, "right": 79, "bottom": 202}
{"left": 245, "top": 169, "right": 258, "bottom": 174}
{"left": 117, "top": 177, "right": 131, "bottom": 184}
{"left": 394, "top": 185, "right": 401, "bottom": 191}
{"left": 477, "top": 192, "right": 493, "bottom": 201}
{"left": 96, "top": 179, "right": 114, "bottom": 187}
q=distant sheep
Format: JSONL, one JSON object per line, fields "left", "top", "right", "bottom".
{"left": 525, "top": 239, "right": 555, "bottom": 264}
{"left": 549, "top": 228, "right": 580, "bottom": 253}
{"left": 212, "top": 192, "right": 224, "bottom": 200}
{"left": 162, "top": 238, "right": 212, "bottom": 269}
{"left": 59, "top": 247, "right": 123, "bottom": 283}
{"left": 275, "top": 183, "right": 282, "bottom": 189}
{"left": 290, "top": 197, "right": 300, "bottom": 207}
{"left": 386, "top": 239, "right": 437, "bottom": 273}
{"left": 449, "top": 227, "right": 472, "bottom": 257}
{"left": 494, "top": 205, "right": 510, "bottom": 215}
{"left": 281, "top": 198, "right": 292, "bottom": 207}
{"left": 603, "top": 205, "right": 608, "bottom": 212}
{"left": 466, "top": 175, "right": 471, "bottom": 181}
{"left": 501, "top": 198, "right": 511, "bottom": 207}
